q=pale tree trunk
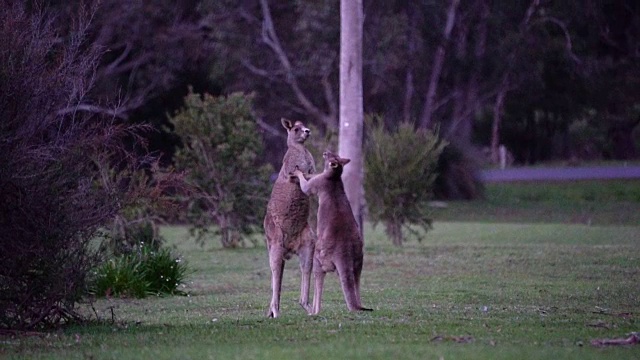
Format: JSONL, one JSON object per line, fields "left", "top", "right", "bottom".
{"left": 338, "top": 0, "right": 364, "bottom": 233}
{"left": 447, "top": 0, "right": 488, "bottom": 141}
{"left": 491, "top": 76, "right": 508, "bottom": 163}
{"left": 419, "top": 0, "right": 460, "bottom": 129}
{"left": 448, "top": 19, "right": 469, "bottom": 139}
{"left": 491, "top": 0, "right": 540, "bottom": 162}
{"left": 402, "top": 2, "right": 419, "bottom": 124}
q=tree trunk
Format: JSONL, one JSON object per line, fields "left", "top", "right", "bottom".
{"left": 491, "top": 77, "right": 508, "bottom": 163}
{"left": 403, "top": 2, "right": 419, "bottom": 123}
{"left": 419, "top": 0, "right": 460, "bottom": 129}
{"left": 385, "top": 221, "right": 403, "bottom": 247}
{"left": 339, "top": 0, "right": 364, "bottom": 234}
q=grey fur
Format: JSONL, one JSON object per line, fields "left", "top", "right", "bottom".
{"left": 292, "top": 151, "right": 372, "bottom": 315}
{"left": 263, "top": 118, "right": 316, "bottom": 318}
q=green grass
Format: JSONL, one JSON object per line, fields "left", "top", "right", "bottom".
{"left": 3, "top": 223, "right": 639, "bottom": 359}
{"left": 434, "top": 180, "right": 640, "bottom": 225}
{"left": 2, "top": 180, "right": 639, "bottom": 359}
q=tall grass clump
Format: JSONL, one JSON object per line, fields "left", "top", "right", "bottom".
{"left": 91, "top": 245, "right": 188, "bottom": 298}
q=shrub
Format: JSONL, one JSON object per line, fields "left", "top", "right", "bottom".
{"left": 364, "top": 116, "right": 448, "bottom": 246}
{"left": 0, "top": 3, "right": 185, "bottom": 330}
{"left": 0, "top": 3, "right": 120, "bottom": 330}
{"left": 169, "top": 90, "right": 273, "bottom": 248}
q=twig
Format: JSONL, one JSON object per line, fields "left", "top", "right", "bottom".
{"left": 591, "top": 332, "right": 640, "bottom": 347}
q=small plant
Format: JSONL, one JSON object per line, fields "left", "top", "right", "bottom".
{"left": 139, "top": 247, "right": 189, "bottom": 296}
{"left": 91, "top": 245, "right": 188, "bottom": 298}
{"left": 364, "top": 115, "right": 448, "bottom": 246}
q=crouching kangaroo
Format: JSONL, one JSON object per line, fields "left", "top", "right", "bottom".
{"left": 263, "top": 118, "right": 316, "bottom": 318}
{"left": 292, "top": 151, "right": 372, "bottom": 315}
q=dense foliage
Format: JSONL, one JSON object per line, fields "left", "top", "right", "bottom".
{"left": 169, "top": 91, "right": 273, "bottom": 248}
{"left": 364, "top": 117, "right": 448, "bottom": 246}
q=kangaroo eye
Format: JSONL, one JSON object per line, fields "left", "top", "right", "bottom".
{"left": 294, "top": 128, "right": 299, "bottom": 132}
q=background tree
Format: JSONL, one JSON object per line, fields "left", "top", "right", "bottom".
{"left": 339, "top": 0, "right": 365, "bottom": 231}
{"left": 169, "top": 91, "right": 273, "bottom": 248}
{"left": 364, "top": 117, "right": 448, "bottom": 246}
{"left": 46, "top": 0, "right": 218, "bottom": 163}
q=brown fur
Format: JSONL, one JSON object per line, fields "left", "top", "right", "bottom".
{"left": 292, "top": 151, "right": 371, "bottom": 314}
{"left": 263, "top": 118, "right": 316, "bottom": 318}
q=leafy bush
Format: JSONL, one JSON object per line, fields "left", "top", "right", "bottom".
{"left": 91, "top": 245, "right": 188, "bottom": 298}
{"left": 364, "top": 116, "right": 448, "bottom": 246}
{"left": 169, "top": 90, "right": 273, "bottom": 248}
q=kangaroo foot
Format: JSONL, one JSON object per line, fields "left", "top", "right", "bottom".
{"left": 266, "top": 307, "right": 280, "bottom": 318}
{"left": 299, "top": 302, "right": 312, "bottom": 313}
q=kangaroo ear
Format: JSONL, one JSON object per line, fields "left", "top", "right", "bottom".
{"left": 281, "top": 118, "right": 293, "bottom": 130}
{"left": 340, "top": 158, "right": 351, "bottom": 166}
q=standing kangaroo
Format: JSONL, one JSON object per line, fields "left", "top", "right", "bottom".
{"left": 292, "top": 151, "right": 372, "bottom": 315}
{"left": 264, "top": 118, "right": 316, "bottom": 318}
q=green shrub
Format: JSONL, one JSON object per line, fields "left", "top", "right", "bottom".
{"left": 168, "top": 90, "right": 273, "bottom": 248}
{"left": 91, "top": 256, "right": 150, "bottom": 298}
{"left": 91, "top": 245, "right": 188, "bottom": 298}
{"left": 139, "top": 247, "right": 188, "bottom": 296}
{"left": 364, "top": 116, "right": 448, "bottom": 246}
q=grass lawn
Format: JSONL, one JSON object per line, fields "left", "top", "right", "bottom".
{"left": 434, "top": 180, "right": 640, "bottom": 226}
{"left": 2, "top": 180, "right": 639, "bottom": 359}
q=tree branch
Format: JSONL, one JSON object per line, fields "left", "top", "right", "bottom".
{"left": 57, "top": 104, "right": 128, "bottom": 119}
{"left": 419, "top": 0, "right": 461, "bottom": 128}
{"left": 534, "top": 16, "right": 582, "bottom": 64}
{"left": 257, "top": 0, "right": 336, "bottom": 128}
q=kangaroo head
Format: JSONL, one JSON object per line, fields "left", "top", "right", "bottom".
{"left": 322, "top": 151, "right": 350, "bottom": 176}
{"left": 282, "top": 118, "right": 310, "bottom": 146}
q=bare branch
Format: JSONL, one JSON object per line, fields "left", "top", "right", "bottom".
{"left": 57, "top": 104, "right": 128, "bottom": 119}
{"left": 255, "top": 117, "right": 284, "bottom": 138}
{"left": 257, "top": 0, "right": 335, "bottom": 128}
{"left": 241, "top": 59, "right": 282, "bottom": 81}
{"left": 534, "top": 16, "right": 582, "bottom": 64}
{"left": 419, "top": 0, "right": 461, "bottom": 128}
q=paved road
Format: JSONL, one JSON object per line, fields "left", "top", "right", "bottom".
{"left": 480, "top": 165, "right": 640, "bottom": 182}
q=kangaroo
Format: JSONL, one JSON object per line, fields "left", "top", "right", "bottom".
{"left": 292, "top": 151, "right": 372, "bottom": 315}
{"left": 263, "top": 118, "right": 316, "bottom": 318}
